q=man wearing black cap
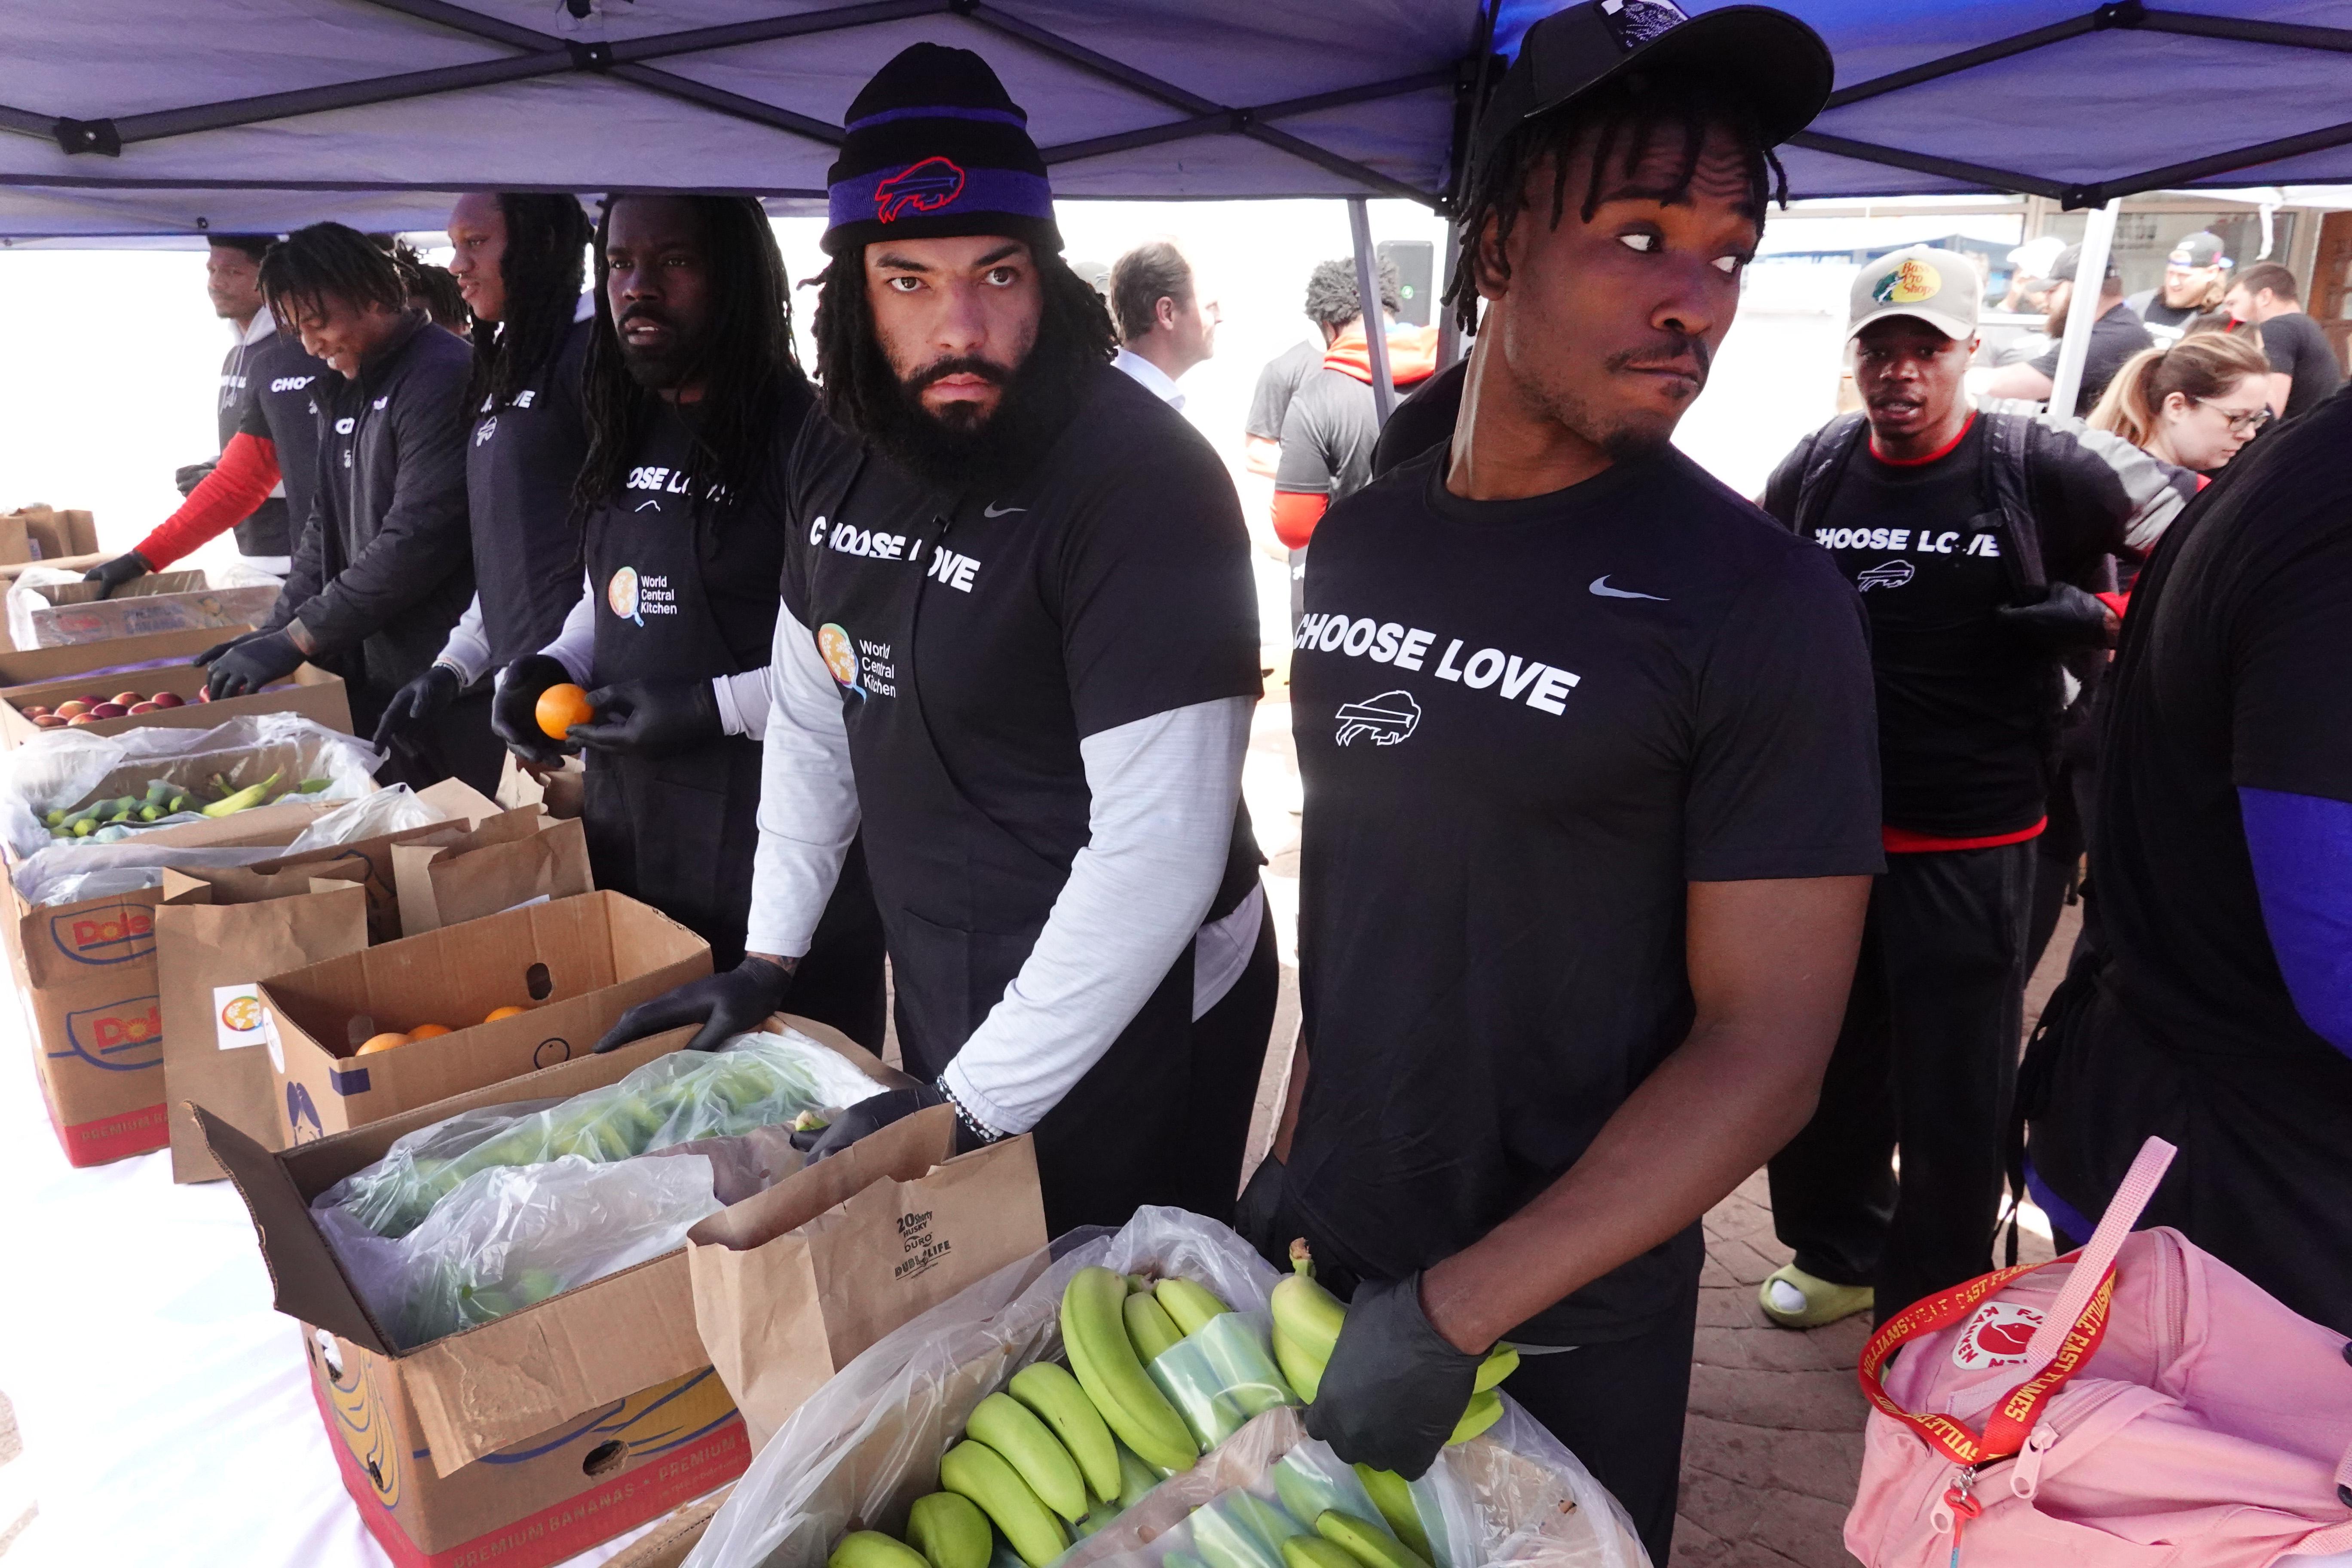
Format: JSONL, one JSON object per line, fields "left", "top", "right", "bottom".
{"left": 595, "top": 45, "right": 1276, "bottom": 1236}
{"left": 2125, "top": 230, "right": 2231, "bottom": 348}
{"left": 1985, "top": 242, "right": 2154, "bottom": 415}
{"left": 1249, "top": 5, "right": 1873, "bottom": 1555}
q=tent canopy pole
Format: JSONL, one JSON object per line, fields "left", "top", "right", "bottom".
{"left": 1348, "top": 196, "right": 1395, "bottom": 423}
{"left": 2045, "top": 197, "right": 2120, "bottom": 418}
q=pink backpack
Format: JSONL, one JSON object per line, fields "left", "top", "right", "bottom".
{"left": 1847, "top": 1137, "right": 2352, "bottom": 1567}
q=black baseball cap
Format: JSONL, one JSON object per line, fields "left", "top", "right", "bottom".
{"left": 1472, "top": 0, "right": 1834, "bottom": 174}
{"left": 2045, "top": 243, "right": 2121, "bottom": 287}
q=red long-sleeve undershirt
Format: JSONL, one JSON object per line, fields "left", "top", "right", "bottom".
{"left": 1271, "top": 490, "right": 1327, "bottom": 551}
{"left": 134, "top": 431, "right": 282, "bottom": 568}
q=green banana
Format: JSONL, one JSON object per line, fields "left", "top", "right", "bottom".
{"left": 1193, "top": 1496, "right": 1297, "bottom": 1568}
{"left": 1124, "top": 1291, "right": 1185, "bottom": 1365}
{"left": 1008, "top": 1362, "right": 1120, "bottom": 1505}
{"left": 967, "top": 1392, "right": 1088, "bottom": 1524}
{"left": 1115, "top": 1441, "right": 1163, "bottom": 1508}
{"left": 1351, "top": 1468, "right": 1433, "bottom": 1563}
{"left": 1273, "top": 1454, "right": 1350, "bottom": 1536}
{"left": 1125, "top": 1273, "right": 1154, "bottom": 1294}
{"left": 1315, "top": 1512, "right": 1427, "bottom": 1568}
{"left": 1270, "top": 1243, "right": 1345, "bottom": 1402}
{"left": 1060, "top": 1266, "right": 1197, "bottom": 1474}
{"left": 1449, "top": 1387, "right": 1503, "bottom": 1446}
{"left": 1153, "top": 1277, "right": 1230, "bottom": 1337}
{"left": 202, "top": 770, "right": 280, "bottom": 818}
{"left": 1167, "top": 1555, "right": 1213, "bottom": 1568}
{"left": 907, "top": 1491, "right": 992, "bottom": 1568}
{"left": 1282, "top": 1540, "right": 1361, "bottom": 1568}
{"left": 939, "top": 1440, "right": 1067, "bottom": 1568}
{"left": 828, "top": 1532, "right": 931, "bottom": 1568}
{"left": 1473, "top": 1343, "right": 1519, "bottom": 1392}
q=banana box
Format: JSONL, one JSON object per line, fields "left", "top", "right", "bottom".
{"left": 258, "top": 889, "right": 710, "bottom": 1145}
{"left": 198, "top": 1018, "right": 895, "bottom": 1568}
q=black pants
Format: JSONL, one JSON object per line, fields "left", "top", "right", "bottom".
{"left": 1768, "top": 840, "right": 2035, "bottom": 1322}
{"left": 1170, "top": 903, "right": 1280, "bottom": 1226}
{"left": 1498, "top": 1293, "right": 1697, "bottom": 1568}
{"left": 2025, "top": 752, "right": 2100, "bottom": 977}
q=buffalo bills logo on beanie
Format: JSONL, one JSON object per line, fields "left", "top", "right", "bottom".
{"left": 822, "top": 44, "right": 1061, "bottom": 257}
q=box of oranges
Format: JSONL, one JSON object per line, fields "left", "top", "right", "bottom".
{"left": 257, "top": 890, "right": 710, "bottom": 1144}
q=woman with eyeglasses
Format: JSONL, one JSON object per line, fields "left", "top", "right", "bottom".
{"left": 2088, "top": 332, "right": 2275, "bottom": 475}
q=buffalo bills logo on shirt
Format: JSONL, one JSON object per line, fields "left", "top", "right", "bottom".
{"left": 1599, "top": 0, "right": 1688, "bottom": 49}
{"left": 1857, "top": 560, "right": 1916, "bottom": 592}
{"left": 875, "top": 157, "right": 968, "bottom": 223}
{"left": 1949, "top": 1299, "right": 2043, "bottom": 1371}
{"left": 1335, "top": 690, "right": 1421, "bottom": 747}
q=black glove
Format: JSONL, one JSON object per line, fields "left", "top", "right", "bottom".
{"left": 793, "top": 1084, "right": 979, "bottom": 1158}
{"left": 192, "top": 629, "right": 267, "bottom": 668}
{"left": 1995, "top": 582, "right": 2117, "bottom": 652}
{"left": 490, "top": 654, "right": 574, "bottom": 768}
{"left": 173, "top": 460, "right": 216, "bottom": 498}
{"left": 592, "top": 956, "right": 793, "bottom": 1054}
{"left": 1234, "top": 1156, "right": 1289, "bottom": 1270}
{"left": 83, "top": 550, "right": 153, "bottom": 600}
{"left": 1304, "top": 1271, "right": 1483, "bottom": 1480}
{"left": 202, "top": 628, "right": 304, "bottom": 699}
{"left": 566, "top": 678, "right": 721, "bottom": 758}
{"left": 372, "top": 663, "right": 462, "bottom": 752}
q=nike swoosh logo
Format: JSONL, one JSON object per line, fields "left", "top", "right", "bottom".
{"left": 1589, "top": 575, "right": 1668, "bottom": 601}
{"left": 983, "top": 502, "right": 1025, "bottom": 518}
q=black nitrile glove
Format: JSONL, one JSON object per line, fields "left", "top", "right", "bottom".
{"left": 1995, "top": 582, "right": 2117, "bottom": 652}
{"left": 203, "top": 628, "right": 304, "bottom": 699}
{"left": 592, "top": 955, "right": 793, "bottom": 1054}
{"left": 566, "top": 678, "right": 721, "bottom": 758}
{"left": 83, "top": 551, "right": 153, "bottom": 600}
{"left": 1305, "top": 1271, "right": 1483, "bottom": 1480}
{"left": 372, "top": 663, "right": 462, "bottom": 752}
{"left": 192, "top": 629, "right": 266, "bottom": 668}
{"left": 173, "top": 460, "right": 216, "bottom": 498}
{"left": 490, "top": 654, "right": 573, "bottom": 768}
{"left": 1234, "top": 1155, "right": 1288, "bottom": 1270}
{"left": 794, "top": 1084, "right": 968, "bottom": 1158}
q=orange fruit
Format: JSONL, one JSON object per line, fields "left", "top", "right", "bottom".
{"left": 484, "top": 1005, "right": 528, "bottom": 1022}
{"left": 356, "top": 1032, "right": 409, "bottom": 1056}
{"left": 406, "top": 1023, "right": 452, "bottom": 1040}
{"left": 536, "top": 683, "right": 595, "bottom": 739}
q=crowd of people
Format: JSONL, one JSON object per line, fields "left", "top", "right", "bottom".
{"left": 80, "top": 3, "right": 2352, "bottom": 1560}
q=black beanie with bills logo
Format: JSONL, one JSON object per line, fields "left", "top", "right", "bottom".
{"left": 821, "top": 43, "right": 1063, "bottom": 258}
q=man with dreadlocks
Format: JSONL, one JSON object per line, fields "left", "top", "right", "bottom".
{"left": 1245, "top": 6, "right": 1871, "bottom": 1554}
{"left": 493, "top": 194, "right": 885, "bottom": 1047}
{"left": 594, "top": 45, "right": 1275, "bottom": 1237}
{"left": 199, "top": 221, "right": 484, "bottom": 784}
{"left": 374, "top": 193, "right": 598, "bottom": 762}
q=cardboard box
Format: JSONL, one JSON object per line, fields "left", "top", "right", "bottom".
{"left": 12, "top": 569, "right": 280, "bottom": 648}
{"left": 0, "top": 623, "right": 251, "bottom": 690}
{"left": 7, "top": 726, "right": 367, "bottom": 864}
{"left": 687, "top": 1107, "right": 1045, "bottom": 1449}
{"left": 3, "top": 812, "right": 321, "bottom": 1166}
{"left": 0, "top": 659, "right": 351, "bottom": 747}
{"left": 0, "top": 511, "right": 31, "bottom": 567}
{"left": 4, "top": 505, "right": 100, "bottom": 563}
{"left": 198, "top": 1020, "right": 895, "bottom": 1568}
{"left": 260, "top": 890, "right": 710, "bottom": 1144}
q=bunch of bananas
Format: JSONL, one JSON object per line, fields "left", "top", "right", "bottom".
{"left": 829, "top": 1266, "right": 1247, "bottom": 1568}
{"left": 1172, "top": 1446, "right": 1440, "bottom": 1568}
{"left": 1270, "top": 1241, "right": 1517, "bottom": 1448}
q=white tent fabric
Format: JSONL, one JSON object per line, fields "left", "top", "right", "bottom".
{"left": 6, "top": 0, "right": 2352, "bottom": 240}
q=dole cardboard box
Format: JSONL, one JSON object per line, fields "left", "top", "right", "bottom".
{"left": 259, "top": 889, "right": 710, "bottom": 1144}
{"left": 0, "top": 623, "right": 242, "bottom": 690}
{"left": 1, "top": 810, "right": 324, "bottom": 1166}
{"left": 0, "top": 658, "right": 352, "bottom": 747}
{"left": 196, "top": 1016, "right": 898, "bottom": 1568}
{"left": 11, "top": 568, "right": 282, "bottom": 649}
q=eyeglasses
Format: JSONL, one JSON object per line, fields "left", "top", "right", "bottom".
{"left": 2194, "top": 399, "right": 2271, "bottom": 435}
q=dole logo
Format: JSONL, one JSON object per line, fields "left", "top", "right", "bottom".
{"left": 876, "top": 157, "right": 966, "bottom": 223}
{"left": 59, "top": 998, "right": 163, "bottom": 1072}
{"left": 52, "top": 903, "right": 155, "bottom": 965}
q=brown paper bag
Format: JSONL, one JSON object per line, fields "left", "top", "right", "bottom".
{"left": 157, "top": 874, "right": 370, "bottom": 1182}
{"left": 389, "top": 813, "right": 593, "bottom": 935}
{"left": 686, "top": 1105, "right": 1046, "bottom": 1449}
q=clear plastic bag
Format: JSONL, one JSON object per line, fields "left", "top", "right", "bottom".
{"left": 281, "top": 781, "right": 449, "bottom": 854}
{"left": 683, "top": 1209, "right": 1648, "bottom": 1568}
{"left": 1148, "top": 1309, "right": 1297, "bottom": 1452}
{"left": 315, "top": 1150, "right": 726, "bottom": 1348}
{"left": 313, "top": 1030, "right": 882, "bottom": 1239}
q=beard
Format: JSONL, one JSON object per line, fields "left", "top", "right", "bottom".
{"left": 616, "top": 305, "right": 706, "bottom": 390}
{"left": 848, "top": 318, "right": 1089, "bottom": 498}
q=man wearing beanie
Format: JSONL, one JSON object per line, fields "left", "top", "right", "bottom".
{"left": 598, "top": 44, "right": 1276, "bottom": 1237}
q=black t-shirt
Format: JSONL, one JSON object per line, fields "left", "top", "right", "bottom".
{"left": 236, "top": 330, "right": 331, "bottom": 556}
{"left": 2091, "top": 383, "right": 2352, "bottom": 1084}
{"left": 1370, "top": 357, "right": 1465, "bottom": 479}
{"left": 2253, "top": 310, "right": 2343, "bottom": 420}
{"left": 2031, "top": 303, "right": 2154, "bottom": 416}
{"left": 469, "top": 314, "right": 594, "bottom": 668}
{"left": 1246, "top": 340, "right": 1322, "bottom": 442}
{"left": 782, "top": 365, "right": 1263, "bottom": 947}
{"left": 1286, "top": 447, "right": 1883, "bottom": 1343}
{"left": 2125, "top": 289, "right": 2202, "bottom": 347}
{"left": 1274, "top": 368, "right": 1385, "bottom": 506}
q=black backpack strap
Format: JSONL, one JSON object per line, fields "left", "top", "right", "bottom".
{"left": 1788, "top": 412, "right": 1871, "bottom": 537}
{"left": 1979, "top": 410, "right": 2046, "bottom": 596}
